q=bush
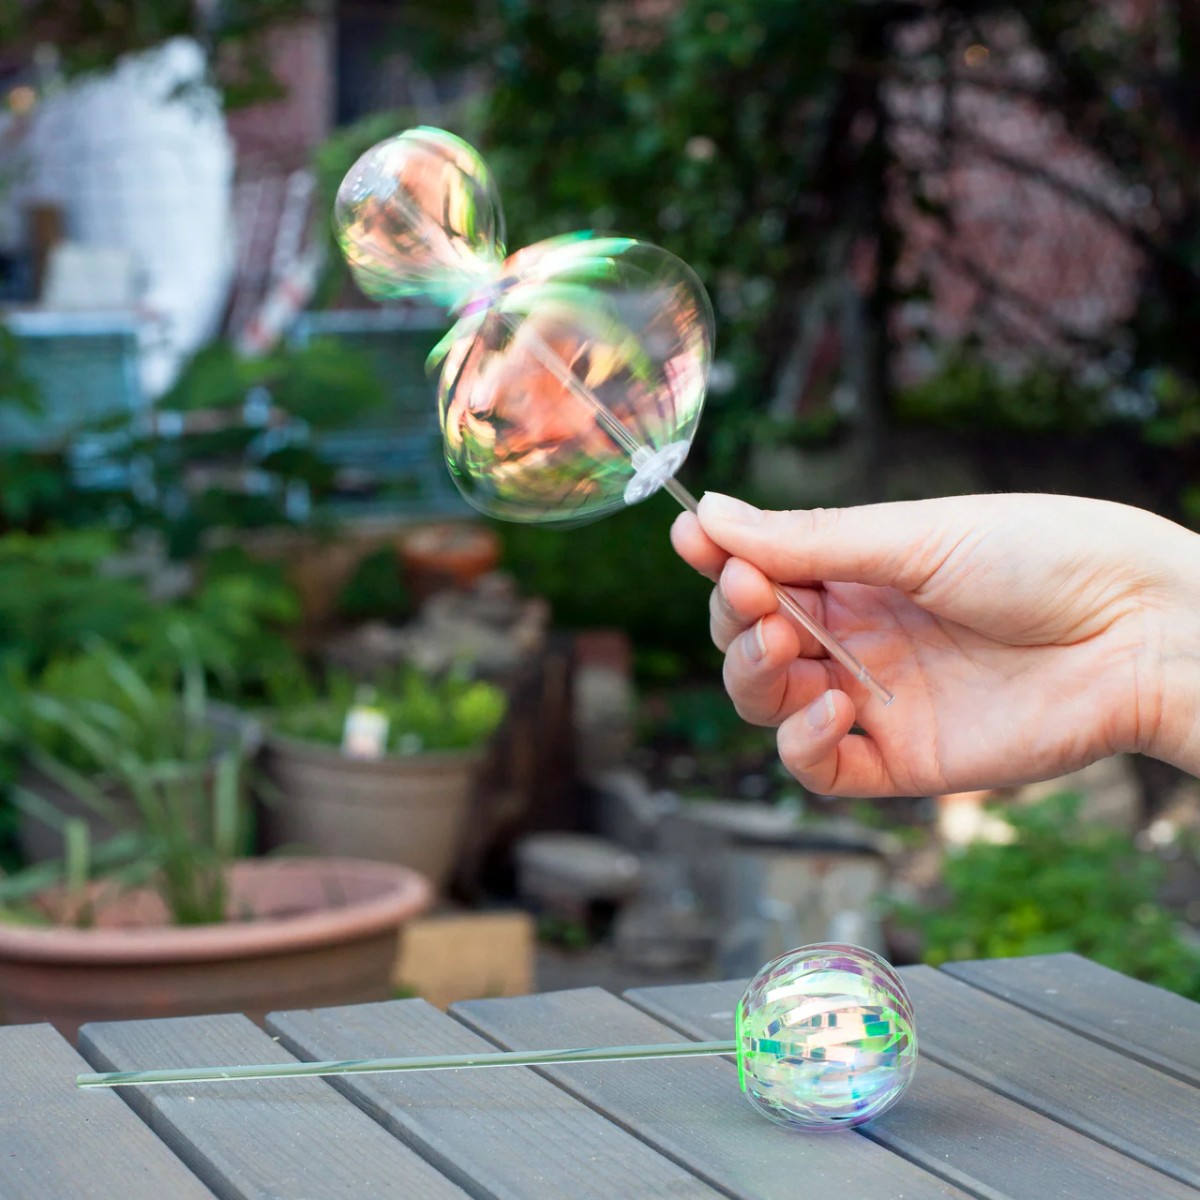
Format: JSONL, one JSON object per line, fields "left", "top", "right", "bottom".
{"left": 0, "top": 532, "right": 300, "bottom": 697}
{"left": 895, "top": 352, "right": 1110, "bottom": 434}
{"left": 898, "top": 793, "right": 1200, "bottom": 1001}
{"left": 494, "top": 491, "right": 716, "bottom": 675}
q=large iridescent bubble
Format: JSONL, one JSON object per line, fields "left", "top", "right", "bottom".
{"left": 736, "top": 943, "right": 918, "bottom": 1130}
{"left": 334, "top": 128, "right": 712, "bottom": 525}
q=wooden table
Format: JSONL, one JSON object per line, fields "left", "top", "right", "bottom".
{"left": 2, "top": 952, "right": 1198, "bottom": 1199}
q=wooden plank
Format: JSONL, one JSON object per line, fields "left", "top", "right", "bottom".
{"left": 942, "top": 953, "right": 1200, "bottom": 1087}
{"left": 904, "top": 966, "right": 1200, "bottom": 1188}
{"left": 452, "top": 987, "right": 964, "bottom": 1200}
{"left": 626, "top": 978, "right": 1199, "bottom": 1200}
{"left": 79, "top": 1013, "right": 470, "bottom": 1200}
{"left": 871, "top": 1056, "right": 1197, "bottom": 1200}
{"left": 624, "top": 979, "right": 747, "bottom": 1042}
{"left": 0, "top": 1023, "right": 213, "bottom": 1200}
{"left": 267, "top": 997, "right": 723, "bottom": 1200}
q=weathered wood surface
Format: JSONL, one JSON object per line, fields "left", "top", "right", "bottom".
{"left": 266, "top": 997, "right": 724, "bottom": 1199}
{"left": 902, "top": 965, "right": 1200, "bottom": 1189}
{"left": 625, "top": 977, "right": 1198, "bottom": 1200}
{"left": 79, "top": 1012, "right": 470, "bottom": 1200}
{"left": 942, "top": 952, "right": 1200, "bottom": 1087}
{"left": 4, "top": 953, "right": 1197, "bottom": 1200}
{"left": 0, "top": 1023, "right": 213, "bottom": 1200}
{"left": 453, "top": 985, "right": 965, "bottom": 1200}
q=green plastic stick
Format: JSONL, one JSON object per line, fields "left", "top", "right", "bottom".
{"left": 76, "top": 1040, "right": 737, "bottom": 1089}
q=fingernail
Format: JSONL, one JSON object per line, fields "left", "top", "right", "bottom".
{"left": 700, "top": 492, "right": 761, "bottom": 525}
{"left": 804, "top": 690, "right": 837, "bottom": 733}
{"left": 745, "top": 619, "right": 767, "bottom": 663}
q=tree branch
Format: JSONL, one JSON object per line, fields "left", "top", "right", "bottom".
{"left": 927, "top": 240, "right": 1117, "bottom": 359}
{"left": 890, "top": 112, "right": 1168, "bottom": 265}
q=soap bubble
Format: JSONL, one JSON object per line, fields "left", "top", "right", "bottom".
{"left": 333, "top": 127, "right": 505, "bottom": 308}
{"left": 737, "top": 943, "right": 918, "bottom": 1130}
{"left": 435, "top": 235, "right": 711, "bottom": 524}
{"left": 334, "top": 127, "right": 712, "bottom": 524}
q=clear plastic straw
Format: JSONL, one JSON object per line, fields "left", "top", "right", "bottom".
{"left": 77, "top": 1040, "right": 736, "bottom": 1089}
{"left": 370, "top": 184, "right": 893, "bottom": 708}
{"left": 516, "top": 321, "right": 895, "bottom": 707}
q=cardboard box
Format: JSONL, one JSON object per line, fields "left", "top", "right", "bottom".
{"left": 395, "top": 911, "right": 535, "bottom": 1009}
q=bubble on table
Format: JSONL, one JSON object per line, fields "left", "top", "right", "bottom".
{"left": 736, "top": 942, "right": 918, "bottom": 1130}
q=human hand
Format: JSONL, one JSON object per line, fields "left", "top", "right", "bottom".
{"left": 671, "top": 492, "right": 1200, "bottom": 796}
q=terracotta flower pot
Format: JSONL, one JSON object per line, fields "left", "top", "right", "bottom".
{"left": 0, "top": 857, "right": 431, "bottom": 1041}
{"left": 260, "top": 733, "right": 483, "bottom": 891}
{"left": 400, "top": 522, "right": 501, "bottom": 601}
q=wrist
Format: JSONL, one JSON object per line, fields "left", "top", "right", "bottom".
{"left": 1136, "top": 524, "right": 1200, "bottom": 776}
{"left": 1144, "top": 628, "right": 1200, "bottom": 776}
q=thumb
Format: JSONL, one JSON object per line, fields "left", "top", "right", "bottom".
{"left": 695, "top": 492, "right": 965, "bottom": 591}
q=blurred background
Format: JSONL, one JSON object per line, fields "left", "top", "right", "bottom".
{"left": 0, "top": 0, "right": 1196, "bottom": 1035}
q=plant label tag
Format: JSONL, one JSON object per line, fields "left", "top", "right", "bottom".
{"left": 342, "top": 706, "right": 389, "bottom": 759}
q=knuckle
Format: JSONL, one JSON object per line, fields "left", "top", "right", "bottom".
{"left": 708, "top": 585, "right": 745, "bottom": 651}
{"left": 776, "top": 738, "right": 810, "bottom": 776}
{"left": 708, "top": 598, "right": 732, "bottom": 652}
{"left": 733, "top": 696, "right": 778, "bottom": 728}
{"left": 781, "top": 505, "right": 840, "bottom": 541}
{"left": 776, "top": 728, "right": 832, "bottom": 791}
{"left": 722, "top": 660, "right": 768, "bottom": 726}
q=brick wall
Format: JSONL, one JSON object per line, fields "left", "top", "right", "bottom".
{"left": 226, "top": 17, "right": 334, "bottom": 172}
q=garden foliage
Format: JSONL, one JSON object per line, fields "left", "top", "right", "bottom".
{"left": 901, "top": 793, "right": 1200, "bottom": 1001}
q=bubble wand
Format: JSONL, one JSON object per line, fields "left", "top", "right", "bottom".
{"left": 77, "top": 944, "right": 917, "bottom": 1131}
{"left": 330, "top": 128, "right": 892, "bottom": 706}
{"left": 77, "top": 148, "right": 919, "bottom": 1128}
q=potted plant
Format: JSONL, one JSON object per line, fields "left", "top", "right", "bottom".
{"left": 399, "top": 522, "right": 502, "bottom": 604}
{"left": 10, "top": 644, "right": 253, "bottom": 867}
{"left": 260, "top": 665, "right": 508, "bottom": 890}
{"left": 0, "top": 645, "right": 431, "bottom": 1040}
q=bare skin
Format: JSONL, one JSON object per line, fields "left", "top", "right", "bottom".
{"left": 670, "top": 491, "right": 1200, "bottom": 798}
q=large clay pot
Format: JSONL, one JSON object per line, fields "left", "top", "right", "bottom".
{"left": 400, "top": 522, "right": 501, "bottom": 602}
{"left": 260, "top": 734, "right": 484, "bottom": 890}
{"left": 0, "top": 857, "right": 430, "bottom": 1041}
